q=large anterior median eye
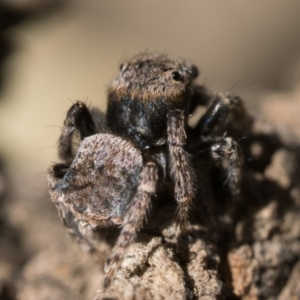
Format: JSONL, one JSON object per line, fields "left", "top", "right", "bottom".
{"left": 171, "top": 71, "right": 183, "bottom": 82}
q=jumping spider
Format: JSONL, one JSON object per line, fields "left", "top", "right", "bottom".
{"left": 47, "top": 53, "right": 250, "bottom": 287}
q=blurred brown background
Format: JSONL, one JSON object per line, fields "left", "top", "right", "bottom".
{"left": 1, "top": 1, "right": 300, "bottom": 299}
{"left": 1, "top": 0, "right": 300, "bottom": 173}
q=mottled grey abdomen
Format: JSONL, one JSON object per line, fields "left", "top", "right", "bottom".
{"left": 56, "top": 134, "right": 143, "bottom": 227}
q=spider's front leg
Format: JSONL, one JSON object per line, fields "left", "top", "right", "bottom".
{"left": 167, "top": 110, "right": 195, "bottom": 234}
{"left": 59, "top": 101, "right": 96, "bottom": 163}
{"left": 48, "top": 101, "right": 98, "bottom": 253}
{"left": 104, "top": 161, "right": 159, "bottom": 287}
{"left": 191, "top": 92, "right": 252, "bottom": 140}
{"left": 189, "top": 93, "right": 249, "bottom": 198}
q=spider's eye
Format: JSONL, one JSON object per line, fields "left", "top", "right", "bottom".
{"left": 119, "top": 64, "right": 124, "bottom": 71}
{"left": 171, "top": 71, "right": 183, "bottom": 82}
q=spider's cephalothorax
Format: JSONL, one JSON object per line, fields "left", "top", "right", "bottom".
{"left": 107, "top": 53, "right": 198, "bottom": 150}
{"left": 47, "top": 53, "right": 250, "bottom": 287}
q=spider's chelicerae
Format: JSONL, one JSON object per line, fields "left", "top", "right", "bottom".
{"left": 47, "top": 53, "right": 251, "bottom": 287}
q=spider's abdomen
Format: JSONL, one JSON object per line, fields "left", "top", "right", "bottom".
{"left": 54, "top": 134, "right": 143, "bottom": 228}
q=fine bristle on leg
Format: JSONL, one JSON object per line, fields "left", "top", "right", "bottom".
{"left": 167, "top": 110, "right": 195, "bottom": 234}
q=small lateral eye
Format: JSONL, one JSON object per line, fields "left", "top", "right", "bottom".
{"left": 119, "top": 64, "right": 124, "bottom": 71}
{"left": 171, "top": 71, "right": 183, "bottom": 82}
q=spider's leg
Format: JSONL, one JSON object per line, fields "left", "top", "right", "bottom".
{"left": 167, "top": 110, "right": 195, "bottom": 234}
{"left": 104, "top": 161, "right": 159, "bottom": 288}
{"left": 187, "top": 93, "right": 249, "bottom": 198}
{"left": 186, "top": 84, "right": 212, "bottom": 116}
{"left": 47, "top": 163, "right": 69, "bottom": 197}
{"left": 187, "top": 93, "right": 252, "bottom": 150}
{"left": 59, "top": 101, "right": 96, "bottom": 163}
{"left": 207, "top": 137, "right": 243, "bottom": 199}
{"left": 47, "top": 163, "right": 98, "bottom": 254}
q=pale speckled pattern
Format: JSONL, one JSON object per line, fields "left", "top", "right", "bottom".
{"left": 52, "top": 134, "right": 143, "bottom": 228}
